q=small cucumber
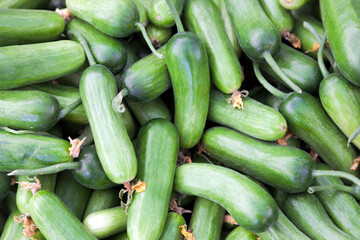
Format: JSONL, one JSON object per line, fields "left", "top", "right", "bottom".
{"left": 259, "top": 0, "right": 294, "bottom": 34}
{"left": 133, "top": 0, "right": 149, "bottom": 28}
{"left": 279, "top": 0, "right": 312, "bottom": 10}
{"left": 29, "top": 190, "right": 97, "bottom": 240}
{"left": 84, "top": 188, "right": 119, "bottom": 219}
{"left": 159, "top": 212, "right": 186, "bottom": 240}
{"left": 0, "top": 210, "right": 22, "bottom": 240}
{"left": 0, "top": 40, "right": 85, "bottom": 90}
{"left": 174, "top": 163, "right": 278, "bottom": 233}
{"left": 252, "top": 88, "right": 283, "bottom": 110}
{"left": 149, "top": 0, "right": 184, "bottom": 28}
{"left": 127, "top": 119, "right": 179, "bottom": 240}
{"left": 0, "top": 0, "right": 49, "bottom": 9}
{"left": 270, "top": 188, "right": 289, "bottom": 209}
{"left": 0, "top": 173, "right": 11, "bottom": 202}
{"left": 56, "top": 64, "right": 86, "bottom": 87}
{"left": 146, "top": 23, "right": 172, "bottom": 48}
{"left": 83, "top": 207, "right": 127, "bottom": 239}
{"left": 0, "top": 9, "right": 64, "bottom": 47}
{"left": 189, "top": 197, "right": 226, "bottom": 240}
{"left": 226, "top": 227, "right": 257, "bottom": 240}
{"left": 208, "top": 88, "right": 287, "bottom": 141}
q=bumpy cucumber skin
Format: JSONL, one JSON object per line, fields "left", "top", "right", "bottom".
{"left": 174, "top": 163, "right": 278, "bottom": 233}
{"left": 280, "top": 92, "right": 359, "bottom": 175}
{"left": 83, "top": 188, "right": 119, "bottom": 219}
{"left": 159, "top": 212, "right": 186, "bottom": 240}
{"left": 166, "top": 32, "right": 210, "bottom": 149}
{"left": 0, "top": 173, "right": 10, "bottom": 202}
{"left": 0, "top": 210, "right": 23, "bottom": 240}
{"left": 321, "top": 0, "right": 360, "bottom": 86}
{"left": 319, "top": 74, "right": 360, "bottom": 150}
{"left": 184, "top": 0, "right": 242, "bottom": 94}
{"left": 202, "top": 127, "right": 315, "bottom": 192}
{"left": 0, "top": 0, "right": 49, "bottom": 9}
{"left": 225, "top": 0, "right": 280, "bottom": 61}
{"left": 66, "top": 0, "right": 139, "bottom": 38}
{"left": 0, "top": 9, "right": 64, "bottom": 46}
{"left": 0, "top": 90, "right": 60, "bottom": 131}
{"left": 67, "top": 18, "right": 127, "bottom": 74}
{"left": 127, "top": 119, "right": 179, "bottom": 240}
{"left": 226, "top": 227, "right": 258, "bottom": 240}
{"left": 259, "top": 0, "right": 294, "bottom": 34}
{"left": 149, "top": 0, "right": 184, "bottom": 28}
{"left": 80, "top": 65, "right": 137, "bottom": 184}
{"left": 0, "top": 40, "right": 85, "bottom": 90}
{"left": 0, "top": 131, "right": 72, "bottom": 171}
{"left": 30, "top": 190, "right": 97, "bottom": 240}
{"left": 208, "top": 88, "right": 287, "bottom": 141}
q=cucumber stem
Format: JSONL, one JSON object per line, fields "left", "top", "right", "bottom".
{"left": 165, "top": 0, "right": 184, "bottom": 33}
{"left": 135, "top": 22, "right": 164, "bottom": 59}
{"left": 312, "top": 170, "right": 360, "bottom": 189}
{"left": 57, "top": 97, "right": 82, "bottom": 120}
{"left": 308, "top": 184, "right": 355, "bottom": 195}
{"left": 263, "top": 51, "right": 302, "bottom": 94}
{"left": 67, "top": 30, "right": 96, "bottom": 66}
{"left": 7, "top": 162, "right": 80, "bottom": 176}
{"left": 112, "top": 88, "right": 128, "bottom": 113}
{"left": 348, "top": 126, "right": 360, "bottom": 147}
{"left": 253, "top": 62, "right": 288, "bottom": 100}
{"left": 0, "top": 127, "right": 49, "bottom": 135}
{"left": 317, "top": 35, "right": 329, "bottom": 78}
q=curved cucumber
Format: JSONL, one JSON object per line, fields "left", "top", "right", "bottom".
{"left": 80, "top": 65, "right": 137, "bottom": 184}
{"left": 84, "top": 188, "right": 119, "bottom": 219}
{"left": 0, "top": 40, "right": 85, "bottom": 90}
{"left": 0, "top": 210, "right": 22, "bottom": 240}
{"left": 259, "top": 0, "right": 294, "bottom": 34}
{"left": 159, "top": 212, "right": 186, "bottom": 240}
{"left": 29, "top": 190, "right": 97, "bottom": 240}
{"left": 0, "top": 173, "right": 11, "bottom": 202}
{"left": 184, "top": 0, "right": 242, "bottom": 94}
{"left": 208, "top": 88, "right": 287, "bottom": 141}
{"left": 149, "top": 0, "right": 184, "bottom": 28}
{"left": 226, "top": 227, "right": 257, "bottom": 240}
{"left": 174, "top": 163, "right": 278, "bottom": 233}
{"left": 127, "top": 119, "right": 179, "bottom": 240}
{"left": 0, "top": 0, "right": 49, "bottom": 9}
{"left": 0, "top": 9, "right": 64, "bottom": 47}
{"left": 146, "top": 23, "right": 172, "bottom": 48}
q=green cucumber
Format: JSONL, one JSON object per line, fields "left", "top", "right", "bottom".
{"left": 149, "top": 0, "right": 184, "bottom": 28}
{"left": 184, "top": 0, "right": 242, "bottom": 94}
{"left": 127, "top": 119, "right": 179, "bottom": 240}
{"left": 146, "top": 23, "right": 172, "bottom": 48}
{"left": 55, "top": 171, "right": 92, "bottom": 220}
{"left": 0, "top": 173, "right": 11, "bottom": 202}
{"left": 1, "top": 192, "right": 17, "bottom": 216}
{"left": 259, "top": 0, "right": 294, "bottom": 34}
{"left": 159, "top": 212, "right": 186, "bottom": 240}
{"left": 189, "top": 197, "right": 226, "bottom": 240}
{"left": 283, "top": 193, "right": 356, "bottom": 240}
{"left": 0, "top": 9, "right": 64, "bottom": 46}
{"left": 208, "top": 88, "right": 287, "bottom": 141}
{"left": 119, "top": 43, "right": 139, "bottom": 75}
{"left": 174, "top": 163, "right": 278, "bottom": 233}
{"left": 0, "top": 210, "right": 22, "bottom": 240}
{"left": 0, "top": 40, "right": 85, "bottom": 90}
{"left": 125, "top": 97, "right": 171, "bottom": 125}
{"left": 29, "top": 190, "right": 97, "bottom": 240}
{"left": 226, "top": 227, "right": 257, "bottom": 240}
{"left": 121, "top": 103, "right": 138, "bottom": 140}
{"left": 84, "top": 188, "right": 119, "bottom": 219}
{"left": 48, "top": 124, "right": 63, "bottom": 138}
{"left": 56, "top": 64, "right": 87, "bottom": 87}
{"left": 133, "top": 0, "right": 149, "bottom": 29}
{"left": 252, "top": 88, "right": 283, "bottom": 110}
{"left": 84, "top": 207, "right": 127, "bottom": 239}
{"left": 67, "top": 18, "right": 127, "bottom": 74}
{"left": 270, "top": 188, "right": 289, "bottom": 209}
{"left": 80, "top": 64, "right": 137, "bottom": 184}
{"left": 0, "top": 0, "right": 49, "bottom": 9}
{"left": 279, "top": 0, "right": 312, "bottom": 10}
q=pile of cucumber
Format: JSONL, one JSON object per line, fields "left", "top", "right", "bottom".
{"left": 1, "top": 0, "right": 360, "bottom": 239}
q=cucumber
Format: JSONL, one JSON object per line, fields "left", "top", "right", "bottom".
{"left": 0, "top": 210, "right": 6, "bottom": 234}
{"left": 174, "top": 163, "right": 278, "bottom": 233}
{"left": 0, "top": 173, "right": 11, "bottom": 202}
{"left": 283, "top": 193, "right": 356, "bottom": 240}
{"left": 118, "top": 43, "right": 139, "bottom": 75}
{"left": 56, "top": 64, "right": 87, "bottom": 87}
{"left": 80, "top": 64, "right": 137, "bottom": 184}
{"left": 0, "top": 40, "right": 85, "bottom": 90}
{"left": 1, "top": 192, "right": 17, "bottom": 216}
{"left": 226, "top": 227, "right": 257, "bottom": 240}
{"left": 121, "top": 103, "right": 138, "bottom": 140}
{"left": 189, "top": 197, "right": 226, "bottom": 240}
{"left": 149, "top": 0, "right": 184, "bottom": 28}
{"left": 66, "top": 0, "right": 139, "bottom": 38}
{"left": 279, "top": 0, "right": 312, "bottom": 10}
{"left": 83, "top": 207, "right": 127, "bottom": 239}
{"left": 270, "top": 188, "right": 289, "bottom": 209}
{"left": 0, "top": 9, "right": 64, "bottom": 47}
{"left": 29, "top": 190, "right": 97, "bottom": 240}
{"left": 133, "top": 0, "right": 149, "bottom": 28}
{"left": 127, "top": 119, "right": 179, "bottom": 240}
{"left": 0, "top": 0, "right": 49, "bottom": 9}
{"left": 48, "top": 124, "right": 63, "bottom": 138}
{"left": 125, "top": 97, "right": 172, "bottom": 125}
{"left": 259, "top": 0, "right": 294, "bottom": 34}
{"left": 159, "top": 212, "right": 186, "bottom": 240}
{"left": 67, "top": 18, "right": 127, "bottom": 74}
{"left": 208, "top": 88, "right": 287, "bottom": 141}
{"left": 84, "top": 188, "right": 119, "bottom": 219}
{"left": 55, "top": 171, "right": 92, "bottom": 220}
{"left": 0, "top": 130, "right": 72, "bottom": 171}
{"left": 0, "top": 210, "right": 22, "bottom": 240}
{"left": 166, "top": 31, "right": 210, "bottom": 149}
{"left": 146, "top": 23, "right": 172, "bottom": 48}
{"left": 252, "top": 88, "right": 283, "bottom": 110}
{"left": 184, "top": 0, "right": 242, "bottom": 94}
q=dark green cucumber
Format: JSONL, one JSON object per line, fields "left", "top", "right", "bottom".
{"left": 83, "top": 207, "right": 127, "bottom": 239}
{"left": 166, "top": 32, "right": 210, "bottom": 149}
{"left": 159, "top": 212, "right": 186, "bottom": 240}
{"left": 259, "top": 44, "right": 322, "bottom": 93}
{"left": 174, "top": 163, "right": 278, "bottom": 233}
{"left": 125, "top": 97, "right": 171, "bottom": 125}
{"left": 0, "top": 173, "right": 11, "bottom": 202}
{"left": 208, "top": 88, "right": 287, "bottom": 141}
{"left": 121, "top": 103, "right": 138, "bottom": 140}
{"left": 66, "top": 0, "right": 139, "bottom": 38}
{"left": 118, "top": 43, "right": 139, "bottom": 75}
{"left": 0, "top": 131, "right": 72, "bottom": 171}
{"left": 321, "top": 0, "right": 360, "bottom": 86}
{"left": 313, "top": 164, "right": 360, "bottom": 238}
{"left": 270, "top": 188, "right": 289, "bottom": 209}
{"left": 0, "top": 9, "right": 64, "bottom": 47}
{"left": 189, "top": 197, "right": 226, "bottom": 240}
{"left": 202, "top": 127, "right": 315, "bottom": 192}
{"left": 0, "top": 210, "right": 6, "bottom": 234}
{"left": 279, "top": 0, "right": 312, "bottom": 10}
{"left": 56, "top": 64, "right": 87, "bottom": 87}
{"left": 226, "top": 227, "right": 257, "bottom": 240}
{"left": 259, "top": 0, "right": 294, "bottom": 34}
{"left": 80, "top": 64, "right": 137, "bottom": 184}
{"left": 67, "top": 18, "right": 127, "bottom": 74}
{"left": 146, "top": 23, "right": 172, "bottom": 48}
{"left": 1, "top": 192, "right": 17, "bottom": 216}
{"left": 29, "top": 190, "right": 97, "bottom": 240}
{"left": 283, "top": 193, "right": 356, "bottom": 240}
{"left": 184, "top": 0, "right": 242, "bottom": 94}
{"left": 0, "top": 0, "right": 49, "bottom": 9}
{"left": 252, "top": 88, "right": 283, "bottom": 110}
{"left": 149, "top": 0, "right": 184, "bottom": 27}
{"left": 319, "top": 74, "right": 360, "bottom": 150}
{"left": 127, "top": 119, "right": 179, "bottom": 240}
{"left": 118, "top": 46, "right": 170, "bottom": 102}
{"left": 48, "top": 124, "right": 63, "bottom": 138}
{"left": 84, "top": 188, "right": 119, "bottom": 219}
{"left": 0, "top": 40, "right": 85, "bottom": 90}
{"left": 0, "top": 210, "right": 22, "bottom": 240}
{"left": 55, "top": 171, "right": 92, "bottom": 220}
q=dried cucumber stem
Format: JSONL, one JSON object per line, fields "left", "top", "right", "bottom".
{"left": 227, "top": 90, "right": 249, "bottom": 109}
{"left": 55, "top": 8, "right": 71, "bottom": 22}
{"left": 177, "top": 151, "right": 192, "bottom": 166}
{"left": 224, "top": 214, "right": 238, "bottom": 225}
{"left": 169, "top": 198, "right": 192, "bottom": 215}
{"left": 16, "top": 177, "right": 41, "bottom": 195}
{"left": 351, "top": 156, "right": 360, "bottom": 171}
{"left": 119, "top": 179, "right": 147, "bottom": 214}
{"left": 305, "top": 42, "right": 320, "bottom": 53}
{"left": 179, "top": 225, "right": 195, "bottom": 240}
{"left": 277, "top": 131, "right": 293, "bottom": 146}
{"left": 68, "top": 137, "right": 86, "bottom": 158}
{"left": 309, "top": 147, "right": 319, "bottom": 161}
{"left": 283, "top": 31, "right": 301, "bottom": 49}
{"left": 112, "top": 88, "right": 128, "bottom": 113}
{"left": 14, "top": 213, "right": 38, "bottom": 240}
